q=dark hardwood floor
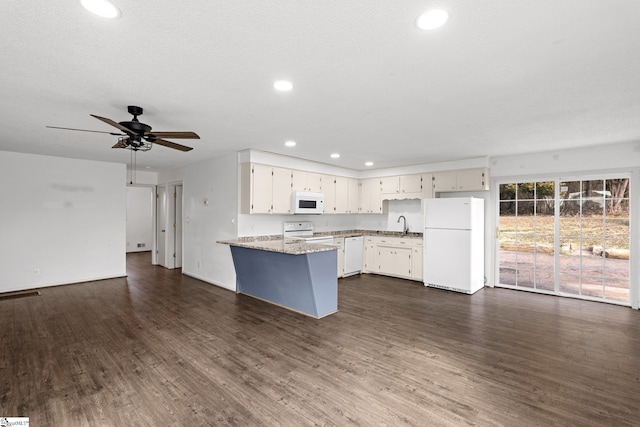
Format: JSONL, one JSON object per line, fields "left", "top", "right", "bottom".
{"left": 2, "top": 252, "right": 639, "bottom": 426}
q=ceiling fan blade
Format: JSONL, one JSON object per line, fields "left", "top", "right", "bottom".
{"left": 90, "top": 114, "right": 132, "bottom": 134}
{"left": 112, "top": 138, "right": 130, "bottom": 149}
{"left": 153, "top": 138, "right": 193, "bottom": 152}
{"left": 46, "top": 125, "right": 121, "bottom": 135}
{"left": 146, "top": 131, "right": 200, "bottom": 139}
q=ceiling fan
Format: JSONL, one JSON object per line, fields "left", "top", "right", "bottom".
{"left": 47, "top": 105, "right": 200, "bottom": 152}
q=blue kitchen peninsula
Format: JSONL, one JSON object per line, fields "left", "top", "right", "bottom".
{"left": 218, "top": 238, "right": 338, "bottom": 318}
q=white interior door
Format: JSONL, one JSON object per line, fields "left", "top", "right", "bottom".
{"left": 156, "top": 186, "right": 167, "bottom": 267}
{"left": 174, "top": 185, "right": 183, "bottom": 269}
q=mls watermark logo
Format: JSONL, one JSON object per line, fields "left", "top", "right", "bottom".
{"left": 0, "top": 418, "right": 30, "bottom": 426}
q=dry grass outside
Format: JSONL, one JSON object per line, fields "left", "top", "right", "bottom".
{"left": 499, "top": 215, "right": 630, "bottom": 257}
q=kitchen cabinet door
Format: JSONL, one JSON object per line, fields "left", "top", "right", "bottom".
{"left": 346, "top": 178, "right": 359, "bottom": 213}
{"left": 360, "top": 178, "right": 382, "bottom": 214}
{"left": 363, "top": 238, "right": 377, "bottom": 273}
{"left": 395, "top": 247, "right": 412, "bottom": 278}
{"left": 411, "top": 243, "right": 423, "bottom": 281}
{"left": 400, "top": 174, "right": 422, "bottom": 194}
{"left": 322, "top": 175, "right": 337, "bottom": 213}
{"left": 272, "top": 167, "right": 292, "bottom": 213}
{"left": 292, "top": 170, "right": 323, "bottom": 192}
{"left": 251, "top": 164, "right": 273, "bottom": 213}
{"left": 307, "top": 173, "right": 323, "bottom": 192}
{"left": 333, "top": 176, "right": 348, "bottom": 213}
{"left": 433, "top": 172, "right": 456, "bottom": 192}
{"left": 421, "top": 173, "right": 434, "bottom": 198}
{"left": 380, "top": 176, "right": 399, "bottom": 194}
{"left": 377, "top": 246, "right": 395, "bottom": 276}
{"left": 291, "top": 170, "right": 306, "bottom": 192}
{"left": 456, "top": 168, "right": 489, "bottom": 191}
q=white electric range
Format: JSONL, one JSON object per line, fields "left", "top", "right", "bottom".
{"left": 283, "top": 221, "right": 334, "bottom": 245}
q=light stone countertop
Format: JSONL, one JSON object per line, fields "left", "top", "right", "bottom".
{"left": 218, "top": 229, "right": 422, "bottom": 255}
{"left": 217, "top": 238, "right": 337, "bottom": 255}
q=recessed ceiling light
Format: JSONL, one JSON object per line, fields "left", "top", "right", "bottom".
{"left": 81, "top": 0, "right": 121, "bottom": 19}
{"left": 273, "top": 80, "right": 293, "bottom": 92}
{"left": 416, "top": 9, "right": 449, "bottom": 30}
{"left": 284, "top": 140, "right": 296, "bottom": 147}
{"left": 330, "top": 153, "right": 340, "bottom": 159}
{"left": 365, "top": 161, "right": 374, "bottom": 167}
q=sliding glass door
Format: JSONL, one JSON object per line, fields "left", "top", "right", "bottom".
{"left": 498, "top": 176, "right": 629, "bottom": 304}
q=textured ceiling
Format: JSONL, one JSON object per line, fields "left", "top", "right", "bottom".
{"left": 2, "top": 1, "right": 640, "bottom": 172}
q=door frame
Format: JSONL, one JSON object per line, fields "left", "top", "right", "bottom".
{"left": 155, "top": 181, "right": 184, "bottom": 269}
{"left": 493, "top": 171, "right": 637, "bottom": 308}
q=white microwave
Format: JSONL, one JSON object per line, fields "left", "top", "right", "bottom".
{"left": 291, "top": 191, "right": 324, "bottom": 214}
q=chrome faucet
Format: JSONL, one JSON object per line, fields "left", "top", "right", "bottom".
{"left": 397, "top": 215, "right": 408, "bottom": 234}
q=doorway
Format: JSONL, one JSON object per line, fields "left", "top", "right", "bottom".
{"left": 497, "top": 176, "right": 630, "bottom": 305}
{"left": 156, "top": 183, "right": 183, "bottom": 269}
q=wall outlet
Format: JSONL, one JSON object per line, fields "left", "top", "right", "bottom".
{"left": 137, "top": 243, "right": 145, "bottom": 248}
{"left": 34, "top": 268, "right": 40, "bottom": 276}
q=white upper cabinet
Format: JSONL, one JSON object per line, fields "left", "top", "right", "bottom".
{"left": 272, "top": 167, "right": 293, "bottom": 213}
{"left": 433, "top": 168, "right": 490, "bottom": 193}
{"left": 346, "top": 178, "right": 359, "bottom": 214}
{"left": 400, "top": 174, "right": 423, "bottom": 193}
{"left": 432, "top": 171, "right": 457, "bottom": 192}
{"left": 240, "top": 163, "right": 292, "bottom": 214}
{"left": 380, "top": 176, "right": 399, "bottom": 194}
{"left": 292, "top": 170, "right": 322, "bottom": 192}
{"left": 360, "top": 178, "right": 382, "bottom": 214}
{"left": 240, "top": 162, "right": 487, "bottom": 214}
{"left": 334, "top": 176, "right": 348, "bottom": 213}
{"left": 456, "top": 168, "right": 489, "bottom": 191}
{"left": 381, "top": 174, "right": 431, "bottom": 200}
{"left": 322, "top": 174, "right": 337, "bottom": 214}
{"left": 248, "top": 163, "right": 273, "bottom": 213}
{"left": 324, "top": 175, "right": 358, "bottom": 214}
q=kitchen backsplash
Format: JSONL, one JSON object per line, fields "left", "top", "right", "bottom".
{"left": 237, "top": 199, "right": 424, "bottom": 237}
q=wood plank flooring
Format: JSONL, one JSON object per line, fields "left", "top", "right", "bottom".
{"left": 1, "top": 252, "right": 639, "bottom": 426}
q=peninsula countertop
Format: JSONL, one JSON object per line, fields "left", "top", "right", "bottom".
{"left": 217, "top": 237, "right": 337, "bottom": 255}
{"left": 218, "top": 229, "right": 422, "bottom": 255}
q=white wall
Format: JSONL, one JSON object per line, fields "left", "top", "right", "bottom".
{"left": 126, "top": 186, "right": 153, "bottom": 253}
{"left": 126, "top": 170, "right": 157, "bottom": 185}
{"left": 177, "top": 153, "right": 238, "bottom": 291}
{"left": 0, "top": 151, "right": 126, "bottom": 293}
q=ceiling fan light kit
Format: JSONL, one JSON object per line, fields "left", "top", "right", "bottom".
{"left": 47, "top": 105, "right": 200, "bottom": 152}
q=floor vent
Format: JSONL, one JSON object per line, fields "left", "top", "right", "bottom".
{"left": 0, "top": 290, "right": 41, "bottom": 301}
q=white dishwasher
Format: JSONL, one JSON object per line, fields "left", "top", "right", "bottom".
{"left": 343, "top": 236, "right": 364, "bottom": 277}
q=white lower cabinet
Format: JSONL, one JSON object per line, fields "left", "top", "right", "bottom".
{"left": 365, "top": 236, "right": 422, "bottom": 281}
{"left": 363, "top": 237, "right": 378, "bottom": 273}
{"left": 411, "top": 242, "right": 423, "bottom": 281}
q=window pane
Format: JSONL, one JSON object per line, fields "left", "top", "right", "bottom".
{"left": 535, "top": 181, "right": 555, "bottom": 199}
{"left": 516, "top": 265, "right": 535, "bottom": 288}
{"left": 517, "top": 183, "right": 535, "bottom": 200}
{"left": 533, "top": 249, "right": 554, "bottom": 291}
{"left": 605, "top": 178, "right": 629, "bottom": 199}
{"left": 580, "top": 275, "right": 605, "bottom": 298}
{"left": 559, "top": 272, "right": 582, "bottom": 295}
{"left": 500, "top": 200, "right": 515, "bottom": 216}
{"left": 499, "top": 176, "right": 629, "bottom": 305}
{"left": 500, "top": 183, "right": 516, "bottom": 201}
{"left": 606, "top": 198, "right": 629, "bottom": 216}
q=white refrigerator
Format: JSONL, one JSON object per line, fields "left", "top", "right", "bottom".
{"left": 423, "top": 197, "right": 484, "bottom": 294}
